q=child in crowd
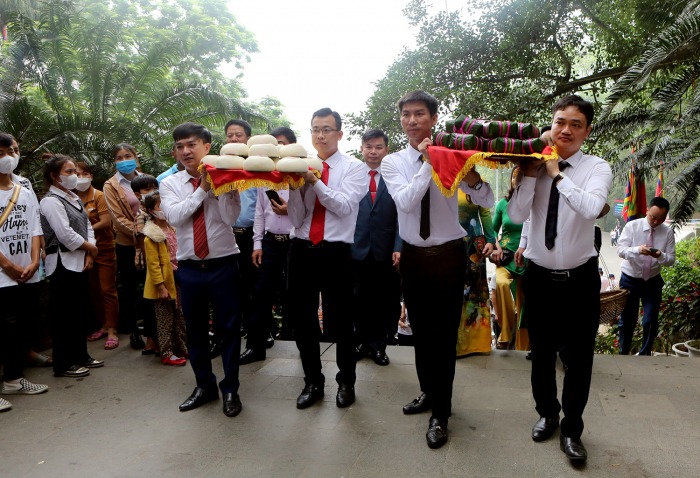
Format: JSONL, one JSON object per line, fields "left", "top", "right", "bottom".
{"left": 0, "top": 133, "right": 48, "bottom": 410}
{"left": 132, "top": 175, "right": 187, "bottom": 366}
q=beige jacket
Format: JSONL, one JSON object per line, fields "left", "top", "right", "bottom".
{"left": 103, "top": 175, "right": 137, "bottom": 246}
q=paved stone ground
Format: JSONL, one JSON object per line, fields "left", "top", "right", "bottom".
{"left": 1, "top": 339, "right": 698, "bottom": 478}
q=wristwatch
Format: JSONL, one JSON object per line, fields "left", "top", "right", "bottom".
{"left": 553, "top": 173, "right": 565, "bottom": 186}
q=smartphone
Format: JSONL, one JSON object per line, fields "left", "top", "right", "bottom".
{"left": 265, "top": 189, "right": 282, "bottom": 204}
{"left": 649, "top": 247, "right": 659, "bottom": 254}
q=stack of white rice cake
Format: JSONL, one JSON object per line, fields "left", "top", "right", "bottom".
{"left": 201, "top": 134, "right": 323, "bottom": 173}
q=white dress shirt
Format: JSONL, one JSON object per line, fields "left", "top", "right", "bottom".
{"left": 381, "top": 144, "right": 494, "bottom": 247}
{"left": 40, "top": 186, "right": 96, "bottom": 275}
{"left": 287, "top": 150, "right": 368, "bottom": 244}
{"left": 507, "top": 150, "right": 612, "bottom": 270}
{"left": 617, "top": 217, "right": 675, "bottom": 279}
{"left": 253, "top": 188, "right": 293, "bottom": 250}
{"left": 160, "top": 170, "right": 241, "bottom": 261}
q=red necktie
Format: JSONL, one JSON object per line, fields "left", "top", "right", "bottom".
{"left": 309, "top": 161, "right": 329, "bottom": 245}
{"left": 369, "top": 170, "right": 377, "bottom": 204}
{"left": 189, "top": 177, "right": 209, "bottom": 259}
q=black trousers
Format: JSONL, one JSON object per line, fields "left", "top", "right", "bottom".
{"left": 0, "top": 284, "right": 35, "bottom": 381}
{"left": 400, "top": 239, "right": 466, "bottom": 423}
{"left": 524, "top": 257, "right": 599, "bottom": 438}
{"left": 246, "top": 233, "right": 291, "bottom": 350}
{"left": 115, "top": 244, "right": 154, "bottom": 338}
{"left": 50, "top": 258, "right": 91, "bottom": 373}
{"left": 176, "top": 257, "right": 241, "bottom": 394}
{"left": 353, "top": 254, "right": 401, "bottom": 353}
{"left": 234, "top": 228, "right": 257, "bottom": 330}
{"left": 287, "top": 239, "right": 355, "bottom": 386}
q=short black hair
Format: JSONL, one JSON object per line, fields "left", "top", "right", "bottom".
{"left": 397, "top": 91, "right": 439, "bottom": 117}
{"left": 225, "top": 119, "right": 252, "bottom": 137}
{"left": 0, "top": 132, "right": 13, "bottom": 148}
{"left": 361, "top": 129, "right": 388, "bottom": 147}
{"left": 130, "top": 174, "right": 159, "bottom": 193}
{"left": 649, "top": 196, "right": 670, "bottom": 212}
{"left": 552, "top": 95, "right": 594, "bottom": 127}
{"left": 311, "top": 108, "right": 342, "bottom": 130}
{"left": 173, "top": 122, "right": 212, "bottom": 144}
{"left": 270, "top": 126, "right": 297, "bottom": 144}
{"left": 540, "top": 125, "right": 552, "bottom": 133}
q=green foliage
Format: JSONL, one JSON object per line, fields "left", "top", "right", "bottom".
{"left": 0, "top": 0, "right": 270, "bottom": 187}
{"left": 656, "top": 237, "right": 700, "bottom": 351}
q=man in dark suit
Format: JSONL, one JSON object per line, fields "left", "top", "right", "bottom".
{"left": 352, "top": 129, "right": 402, "bottom": 366}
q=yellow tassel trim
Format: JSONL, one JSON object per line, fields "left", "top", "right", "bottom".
{"left": 429, "top": 146, "right": 559, "bottom": 197}
{"left": 198, "top": 164, "right": 321, "bottom": 197}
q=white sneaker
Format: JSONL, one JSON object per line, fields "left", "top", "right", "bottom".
{"left": 2, "top": 378, "right": 49, "bottom": 395}
{"left": 0, "top": 397, "right": 12, "bottom": 411}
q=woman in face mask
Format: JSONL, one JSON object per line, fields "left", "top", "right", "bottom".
{"left": 40, "top": 155, "right": 103, "bottom": 378}
{"left": 75, "top": 162, "right": 120, "bottom": 350}
{"left": 102, "top": 143, "right": 154, "bottom": 352}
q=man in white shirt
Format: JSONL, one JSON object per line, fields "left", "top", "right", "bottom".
{"left": 508, "top": 95, "right": 612, "bottom": 462}
{"left": 382, "top": 91, "right": 494, "bottom": 449}
{"left": 239, "top": 127, "right": 299, "bottom": 364}
{"left": 287, "top": 108, "right": 368, "bottom": 410}
{"left": 160, "top": 122, "right": 243, "bottom": 418}
{"left": 617, "top": 196, "right": 675, "bottom": 355}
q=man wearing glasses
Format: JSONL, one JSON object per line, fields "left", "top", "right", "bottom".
{"left": 286, "top": 108, "right": 368, "bottom": 410}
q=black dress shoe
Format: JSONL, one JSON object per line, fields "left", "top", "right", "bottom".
{"left": 82, "top": 357, "right": 104, "bottom": 368}
{"left": 532, "top": 416, "right": 560, "bottom": 442}
{"left": 222, "top": 392, "right": 242, "bottom": 417}
{"left": 355, "top": 345, "right": 372, "bottom": 361}
{"left": 373, "top": 350, "right": 390, "bottom": 366}
{"left": 179, "top": 387, "right": 218, "bottom": 412}
{"left": 426, "top": 417, "right": 448, "bottom": 449}
{"left": 265, "top": 335, "right": 275, "bottom": 349}
{"left": 130, "top": 333, "right": 145, "bottom": 350}
{"left": 209, "top": 342, "right": 221, "bottom": 359}
{"left": 403, "top": 392, "right": 431, "bottom": 415}
{"left": 560, "top": 435, "right": 588, "bottom": 461}
{"left": 296, "top": 383, "right": 324, "bottom": 409}
{"left": 336, "top": 384, "right": 355, "bottom": 408}
{"left": 239, "top": 348, "right": 265, "bottom": 365}
{"left": 54, "top": 365, "right": 90, "bottom": 378}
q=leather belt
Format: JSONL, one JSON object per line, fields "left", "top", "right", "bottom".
{"left": 179, "top": 254, "right": 236, "bottom": 270}
{"left": 232, "top": 227, "right": 253, "bottom": 235}
{"left": 266, "top": 232, "right": 290, "bottom": 242}
{"left": 529, "top": 257, "right": 597, "bottom": 282}
{"left": 404, "top": 238, "right": 463, "bottom": 256}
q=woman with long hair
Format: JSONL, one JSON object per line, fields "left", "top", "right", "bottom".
{"left": 40, "top": 154, "right": 103, "bottom": 377}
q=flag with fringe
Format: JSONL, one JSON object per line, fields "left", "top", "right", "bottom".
{"left": 621, "top": 163, "right": 646, "bottom": 222}
{"left": 655, "top": 164, "right": 664, "bottom": 198}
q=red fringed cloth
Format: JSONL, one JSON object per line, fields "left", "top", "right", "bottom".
{"left": 199, "top": 164, "right": 321, "bottom": 197}
{"left": 427, "top": 145, "right": 558, "bottom": 197}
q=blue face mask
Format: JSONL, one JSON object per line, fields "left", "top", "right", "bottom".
{"left": 115, "top": 159, "right": 137, "bottom": 174}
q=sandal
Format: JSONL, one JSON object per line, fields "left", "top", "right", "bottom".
{"left": 88, "top": 330, "right": 108, "bottom": 341}
{"left": 105, "top": 337, "right": 119, "bottom": 350}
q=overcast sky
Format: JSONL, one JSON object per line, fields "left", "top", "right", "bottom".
{"left": 228, "top": 0, "right": 455, "bottom": 153}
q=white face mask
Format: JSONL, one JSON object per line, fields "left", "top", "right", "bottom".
{"left": 59, "top": 174, "right": 78, "bottom": 190}
{"left": 0, "top": 155, "right": 14, "bottom": 174}
{"left": 75, "top": 177, "right": 92, "bottom": 192}
{"left": 152, "top": 210, "right": 166, "bottom": 220}
{"left": 10, "top": 154, "right": 19, "bottom": 172}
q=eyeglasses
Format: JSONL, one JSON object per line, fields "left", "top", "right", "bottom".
{"left": 310, "top": 128, "right": 338, "bottom": 136}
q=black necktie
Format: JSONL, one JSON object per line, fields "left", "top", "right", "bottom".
{"left": 420, "top": 188, "right": 430, "bottom": 240}
{"left": 544, "top": 161, "right": 571, "bottom": 250}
